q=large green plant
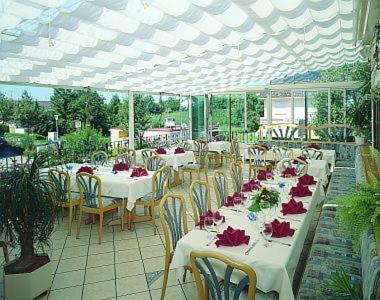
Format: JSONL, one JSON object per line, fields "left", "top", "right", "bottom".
{"left": 0, "top": 156, "right": 55, "bottom": 273}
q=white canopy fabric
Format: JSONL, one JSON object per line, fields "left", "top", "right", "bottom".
{"left": 0, "top": 0, "right": 362, "bottom": 94}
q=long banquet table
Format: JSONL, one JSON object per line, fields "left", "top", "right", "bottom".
{"left": 170, "top": 178, "right": 325, "bottom": 299}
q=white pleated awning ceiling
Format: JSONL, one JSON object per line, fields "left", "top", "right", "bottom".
{"left": 0, "top": 0, "right": 363, "bottom": 94}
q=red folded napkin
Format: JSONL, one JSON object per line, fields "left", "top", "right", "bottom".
{"left": 293, "top": 155, "right": 307, "bottom": 164}
{"left": 282, "top": 167, "right": 296, "bottom": 177}
{"left": 259, "top": 144, "right": 269, "bottom": 150}
{"left": 131, "top": 167, "right": 148, "bottom": 177}
{"left": 309, "top": 144, "right": 321, "bottom": 150}
{"left": 112, "top": 162, "right": 130, "bottom": 172}
{"left": 257, "top": 170, "right": 268, "bottom": 181}
{"left": 174, "top": 147, "right": 185, "bottom": 154}
{"left": 225, "top": 192, "right": 246, "bottom": 207}
{"left": 156, "top": 148, "right": 167, "bottom": 154}
{"left": 215, "top": 226, "right": 250, "bottom": 247}
{"left": 76, "top": 166, "right": 93, "bottom": 175}
{"left": 271, "top": 219, "right": 295, "bottom": 238}
{"left": 298, "top": 173, "right": 316, "bottom": 185}
{"left": 196, "top": 210, "right": 225, "bottom": 229}
{"left": 242, "top": 180, "right": 261, "bottom": 192}
{"left": 281, "top": 197, "right": 307, "bottom": 216}
{"left": 289, "top": 182, "right": 312, "bottom": 197}
{"left": 213, "top": 136, "right": 221, "bottom": 142}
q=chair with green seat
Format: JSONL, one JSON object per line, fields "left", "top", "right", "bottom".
{"left": 230, "top": 161, "right": 243, "bottom": 194}
{"left": 76, "top": 172, "right": 123, "bottom": 243}
{"left": 49, "top": 168, "right": 81, "bottom": 235}
{"left": 134, "top": 166, "right": 170, "bottom": 234}
{"left": 189, "top": 180, "right": 212, "bottom": 224}
{"left": 91, "top": 151, "right": 108, "bottom": 166}
{"left": 213, "top": 170, "right": 228, "bottom": 208}
{"left": 182, "top": 147, "right": 209, "bottom": 185}
{"left": 114, "top": 151, "right": 136, "bottom": 168}
{"left": 146, "top": 155, "right": 167, "bottom": 171}
{"left": 141, "top": 149, "right": 156, "bottom": 165}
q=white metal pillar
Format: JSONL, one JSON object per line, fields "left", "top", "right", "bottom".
{"left": 204, "top": 93, "right": 208, "bottom": 134}
{"left": 244, "top": 92, "right": 248, "bottom": 131}
{"left": 327, "top": 88, "right": 331, "bottom": 124}
{"left": 128, "top": 90, "right": 134, "bottom": 149}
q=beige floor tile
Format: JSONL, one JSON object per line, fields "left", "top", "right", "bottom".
{"left": 143, "top": 256, "right": 165, "bottom": 273}
{"left": 51, "top": 238, "right": 66, "bottom": 249}
{"left": 49, "top": 248, "right": 63, "bottom": 261}
{"left": 137, "top": 235, "right": 163, "bottom": 247}
{"left": 65, "top": 235, "right": 90, "bottom": 248}
{"left": 87, "top": 252, "right": 115, "bottom": 268}
{"left": 85, "top": 265, "right": 115, "bottom": 284}
{"left": 57, "top": 256, "right": 87, "bottom": 273}
{"left": 135, "top": 227, "right": 156, "bottom": 238}
{"left": 150, "top": 285, "right": 186, "bottom": 300}
{"left": 140, "top": 245, "right": 165, "bottom": 259}
{"left": 114, "top": 239, "right": 139, "bottom": 251}
{"left": 88, "top": 241, "right": 114, "bottom": 255}
{"left": 83, "top": 279, "right": 116, "bottom": 300}
{"left": 148, "top": 270, "right": 180, "bottom": 290}
{"left": 61, "top": 245, "right": 88, "bottom": 259}
{"left": 50, "top": 260, "right": 59, "bottom": 275}
{"left": 115, "top": 260, "right": 144, "bottom": 278}
{"left": 117, "top": 291, "right": 151, "bottom": 300}
{"left": 48, "top": 286, "right": 83, "bottom": 300}
{"left": 113, "top": 229, "right": 137, "bottom": 241}
{"left": 181, "top": 281, "right": 198, "bottom": 299}
{"left": 51, "top": 269, "right": 85, "bottom": 290}
{"left": 117, "top": 274, "right": 149, "bottom": 296}
{"left": 89, "top": 232, "right": 114, "bottom": 244}
{"left": 115, "top": 248, "right": 142, "bottom": 263}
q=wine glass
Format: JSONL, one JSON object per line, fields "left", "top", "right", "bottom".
{"left": 284, "top": 173, "right": 292, "bottom": 189}
{"left": 266, "top": 171, "right": 273, "bottom": 181}
{"left": 233, "top": 196, "right": 243, "bottom": 213}
{"left": 214, "top": 213, "right": 224, "bottom": 233}
{"left": 204, "top": 216, "right": 214, "bottom": 237}
{"left": 263, "top": 223, "right": 273, "bottom": 247}
{"left": 259, "top": 201, "right": 270, "bottom": 221}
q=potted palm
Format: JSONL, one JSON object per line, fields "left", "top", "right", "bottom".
{"left": 0, "top": 156, "right": 55, "bottom": 299}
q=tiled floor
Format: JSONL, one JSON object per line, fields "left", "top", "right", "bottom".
{"left": 0, "top": 163, "right": 324, "bottom": 299}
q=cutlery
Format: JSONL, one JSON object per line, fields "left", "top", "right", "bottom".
{"left": 206, "top": 235, "right": 217, "bottom": 246}
{"left": 244, "top": 241, "right": 258, "bottom": 255}
{"left": 278, "top": 216, "right": 301, "bottom": 222}
{"left": 268, "top": 239, "right": 291, "bottom": 246}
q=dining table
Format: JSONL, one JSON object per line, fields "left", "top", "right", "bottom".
{"left": 187, "top": 140, "right": 230, "bottom": 168}
{"left": 170, "top": 176, "right": 325, "bottom": 300}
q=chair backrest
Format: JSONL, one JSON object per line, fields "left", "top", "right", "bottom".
{"left": 248, "top": 145, "right": 267, "bottom": 166}
{"left": 141, "top": 149, "right": 156, "bottom": 163}
{"left": 301, "top": 148, "right": 323, "bottom": 160}
{"left": 190, "top": 180, "right": 211, "bottom": 224}
{"left": 190, "top": 251, "right": 257, "bottom": 300}
{"left": 49, "top": 168, "right": 71, "bottom": 204}
{"left": 151, "top": 166, "right": 170, "bottom": 201}
{"left": 91, "top": 151, "right": 108, "bottom": 166}
{"left": 159, "top": 194, "right": 188, "bottom": 255}
{"left": 272, "top": 147, "right": 293, "bottom": 163}
{"left": 198, "top": 132, "right": 212, "bottom": 142}
{"left": 214, "top": 134, "right": 226, "bottom": 141}
{"left": 230, "top": 140, "right": 240, "bottom": 161}
{"left": 279, "top": 158, "right": 308, "bottom": 175}
{"left": 230, "top": 161, "right": 243, "bottom": 193}
{"left": 197, "top": 147, "right": 209, "bottom": 170}
{"left": 146, "top": 155, "right": 167, "bottom": 171}
{"left": 183, "top": 141, "right": 192, "bottom": 151}
{"left": 194, "top": 140, "right": 207, "bottom": 152}
{"left": 76, "top": 173, "right": 104, "bottom": 209}
{"left": 213, "top": 170, "right": 228, "bottom": 208}
{"left": 114, "top": 153, "right": 135, "bottom": 168}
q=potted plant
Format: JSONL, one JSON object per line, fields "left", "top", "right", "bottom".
{"left": 0, "top": 156, "right": 55, "bottom": 299}
{"left": 347, "top": 92, "right": 372, "bottom": 145}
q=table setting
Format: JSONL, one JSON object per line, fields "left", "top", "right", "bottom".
{"left": 171, "top": 166, "right": 324, "bottom": 300}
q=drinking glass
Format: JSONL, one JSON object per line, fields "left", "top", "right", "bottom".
{"left": 204, "top": 216, "right": 214, "bottom": 237}
{"left": 233, "top": 196, "right": 243, "bottom": 213}
{"left": 284, "top": 173, "right": 292, "bottom": 189}
{"left": 214, "top": 213, "right": 224, "bottom": 233}
{"left": 259, "top": 202, "right": 270, "bottom": 221}
{"left": 263, "top": 223, "right": 273, "bottom": 247}
{"left": 266, "top": 171, "right": 273, "bottom": 181}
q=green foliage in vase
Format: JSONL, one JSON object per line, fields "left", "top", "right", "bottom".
{"left": 248, "top": 187, "right": 280, "bottom": 212}
{"left": 325, "top": 267, "right": 363, "bottom": 300}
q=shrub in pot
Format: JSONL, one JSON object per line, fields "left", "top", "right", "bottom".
{"left": 0, "top": 156, "right": 55, "bottom": 299}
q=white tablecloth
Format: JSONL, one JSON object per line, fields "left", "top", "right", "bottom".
{"left": 242, "top": 147, "right": 336, "bottom": 168}
{"left": 306, "top": 159, "right": 330, "bottom": 186}
{"left": 43, "top": 163, "right": 153, "bottom": 211}
{"left": 135, "top": 150, "right": 195, "bottom": 171}
{"left": 171, "top": 179, "right": 325, "bottom": 300}
{"left": 187, "top": 140, "right": 230, "bottom": 153}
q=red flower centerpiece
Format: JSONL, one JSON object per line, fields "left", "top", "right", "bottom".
{"left": 76, "top": 166, "right": 93, "bottom": 175}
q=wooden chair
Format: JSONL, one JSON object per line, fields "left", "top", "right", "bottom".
{"left": 114, "top": 150, "right": 136, "bottom": 168}
{"left": 76, "top": 173, "right": 123, "bottom": 243}
{"left": 230, "top": 139, "right": 242, "bottom": 162}
{"left": 49, "top": 169, "right": 80, "bottom": 235}
{"left": 247, "top": 145, "right": 270, "bottom": 179}
{"left": 134, "top": 166, "right": 170, "bottom": 234}
{"left": 182, "top": 147, "right": 209, "bottom": 185}
{"left": 91, "top": 151, "right": 108, "bottom": 166}
{"left": 141, "top": 149, "right": 156, "bottom": 165}
{"left": 212, "top": 170, "right": 228, "bottom": 208}
{"left": 198, "top": 132, "right": 212, "bottom": 142}
{"left": 189, "top": 180, "right": 212, "bottom": 224}
{"left": 279, "top": 158, "right": 308, "bottom": 175}
{"left": 190, "top": 251, "right": 258, "bottom": 300}
{"left": 0, "top": 241, "right": 9, "bottom": 263}
{"left": 159, "top": 194, "right": 191, "bottom": 300}
{"left": 193, "top": 140, "right": 207, "bottom": 159}
{"left": 230, "top": 161, "right": 243, "bottom": 194}
{"left": 146, "top": 155, "right": 167, "bottom": 171}
{"left": 272, "top": 147, "right": 293, "bottom": 164}
{"left": 301, "top": 148, "right": 323, "bottom": 160}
